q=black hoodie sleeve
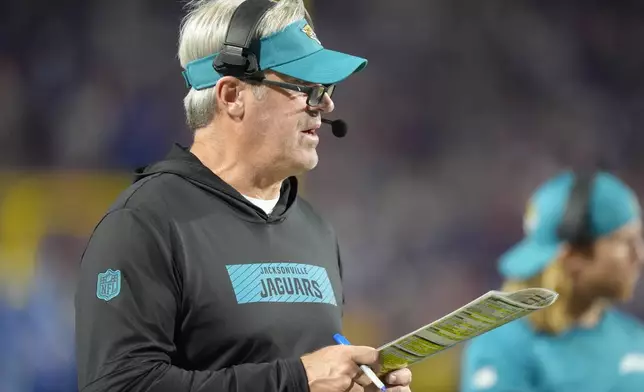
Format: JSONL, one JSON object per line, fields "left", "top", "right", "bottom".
{"left": 75, "top": 208, "right": 308, "bottom": 392}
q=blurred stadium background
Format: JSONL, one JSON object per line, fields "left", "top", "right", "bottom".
{"left": 2, "top": 0, "right": 644, "bottom": 390}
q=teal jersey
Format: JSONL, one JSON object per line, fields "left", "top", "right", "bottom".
{"left": 460, "top": 309, "right": 644, "bottom": 392}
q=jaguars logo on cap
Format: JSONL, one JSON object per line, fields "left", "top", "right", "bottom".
{"left": 302, "top": 23, "right": 321, "bottom": 45}
{"left": 523, "top": 200, "right": 539, "bottom": 235}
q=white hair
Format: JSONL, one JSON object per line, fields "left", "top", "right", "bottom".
{"left": 178, "top": 0, "right": 310, "bottom": 130}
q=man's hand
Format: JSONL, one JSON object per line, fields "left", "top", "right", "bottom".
{"left": 301, "top": 345, "right": 380, "bottom": 392}
{"left": 368, "top": 368, "right": 412, "bottom": 392}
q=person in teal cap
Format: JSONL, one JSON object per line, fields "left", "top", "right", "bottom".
{"left": 75, "top": 1, "right": 412, "bottom": 392}
{"left": 460, "top": 170, "right": 644, "bottom": 392}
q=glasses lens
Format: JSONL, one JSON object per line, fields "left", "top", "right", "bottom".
{"left": 308, "top": 87, "right": 324, "bottom": 105}
{"left": 327, "top": 85, "right": 336, "bottom": 98}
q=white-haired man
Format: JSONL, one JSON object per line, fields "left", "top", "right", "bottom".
{"left": 75, "top": 1, "right": 413, "bottom": 391}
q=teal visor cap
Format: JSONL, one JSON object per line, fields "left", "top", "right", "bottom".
{"left": 182, "top": 19, "right": 368, "bottom": 90}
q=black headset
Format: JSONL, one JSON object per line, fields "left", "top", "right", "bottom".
{"left": 556, "top": 170, "right": 596, "bottom": 245}
{"left": 210, "top": 0, "right": 349, "bottom": 138}
{"left": 212, "top": 0, "right": 278, "bottom": 78}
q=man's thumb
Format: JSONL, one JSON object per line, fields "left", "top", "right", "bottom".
{"left": 347, "top": 346, "right": 379, "bottom": 365}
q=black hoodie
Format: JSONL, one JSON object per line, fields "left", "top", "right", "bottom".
{"left": 75, "top": 144, "right": 346, "bottom": 392}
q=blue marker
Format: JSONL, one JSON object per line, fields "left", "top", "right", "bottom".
{"left": 333, "top": 333, "right": 387, "bottom": 392}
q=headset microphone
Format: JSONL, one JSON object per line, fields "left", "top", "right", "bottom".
{"left": 321, "top": 118, "right": 348, "bottom": 138}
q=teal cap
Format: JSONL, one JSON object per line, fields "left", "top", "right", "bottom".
{"left": 499, "top": 171, "right": 641, "bottom": 279}
{"left": 182, "top": 19, "right": 368, "bottom": 90}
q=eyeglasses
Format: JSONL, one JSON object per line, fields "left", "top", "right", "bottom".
{"left": 249, "top": 77, "right": 335, "bottom": 107}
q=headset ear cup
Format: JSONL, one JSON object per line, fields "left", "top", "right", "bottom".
{"left": 213, "top": 45, "right": 254, "bottom": 77}
{"left": 244, "top": 53, "right": 260, "bottom": 76}
{"left": 212, "top": 0, "right": 276, "bottom": 78}
{"left": 213, "top": 54, "right": 227, "bottom": 75}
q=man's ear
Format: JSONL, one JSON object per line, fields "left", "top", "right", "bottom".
{"left": 215, "top": 76, "right": 246, "bottom": 118}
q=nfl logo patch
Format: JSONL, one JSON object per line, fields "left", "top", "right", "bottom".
{"left": 97, "top": 268, "right": 121, "bottom": 301}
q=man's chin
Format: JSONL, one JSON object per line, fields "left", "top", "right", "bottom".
{"left": 298, "top": 152, "right": 319, "bottom": 171}
{"left": 286, "top": 156, "right": 318, "bottom": 178}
